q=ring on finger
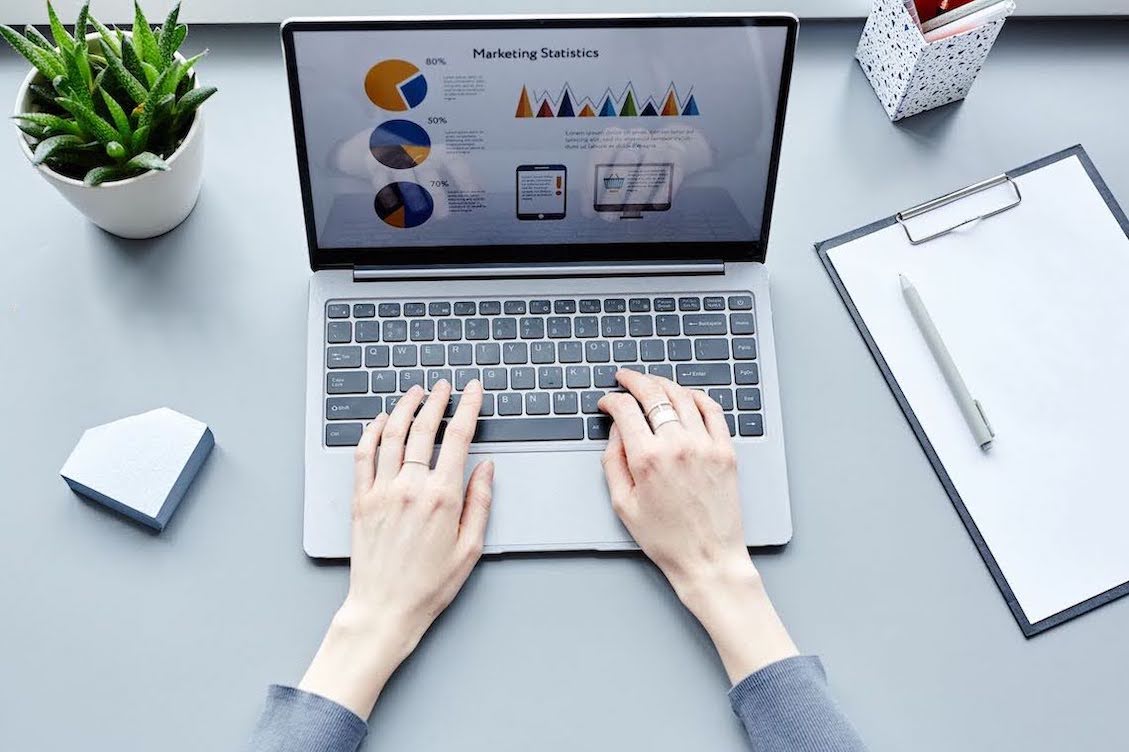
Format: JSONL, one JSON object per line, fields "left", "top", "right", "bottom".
{"left": 646, "top": 404, "right": 681, "bottom": 432}
{"left": 644, "top": 400, "right": 674, "bottom": 420}
{"left": 401, "top": 458, "right": 431, "bottom": 469}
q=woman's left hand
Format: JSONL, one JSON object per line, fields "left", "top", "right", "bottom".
{"left": 298, "top": 379, "right": 494, "bottom": 717}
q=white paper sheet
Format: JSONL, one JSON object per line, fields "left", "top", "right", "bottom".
{"left": 828, "top": 155, "right": 1129, "bottom": 625}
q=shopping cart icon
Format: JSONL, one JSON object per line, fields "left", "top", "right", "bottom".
{"left": 603, "top": 174, "right": 625, "bottom": 190}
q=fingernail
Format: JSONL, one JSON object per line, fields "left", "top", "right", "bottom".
{"left": 410, "top": 385, "right": 422, "bottom": 395}
{"left": 436, "top": 378, "right": 449, "bottom": 389}
{"left": 467, "top": 378, "right": 482, "bottom": 392}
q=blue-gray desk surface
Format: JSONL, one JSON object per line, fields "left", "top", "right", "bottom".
{"left": 2, "top": 20, "right": 1127, "bottom": 751}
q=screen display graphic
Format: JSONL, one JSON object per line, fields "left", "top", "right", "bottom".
{"left": 290, "top": 22, "right": 790, "bottom": 253}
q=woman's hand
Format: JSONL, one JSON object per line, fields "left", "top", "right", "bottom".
{"left": 299, "top": 380, "right": 493, "bottom": 717}
{"left": 599, "top": 370, "right": 797, "bottom": 683}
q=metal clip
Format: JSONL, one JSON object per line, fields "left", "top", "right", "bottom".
{"left": 895, "top": 175, "right": 1023, "bottom": 245}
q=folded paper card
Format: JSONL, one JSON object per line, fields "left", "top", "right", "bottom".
{"left": 60, "top": 408, "right": 214, "bottom": 531}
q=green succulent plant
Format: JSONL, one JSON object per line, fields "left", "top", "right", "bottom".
{"left": 1, "top": 1, "right": 216, "bottom": 185}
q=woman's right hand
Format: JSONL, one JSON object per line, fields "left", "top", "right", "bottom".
{"left": 598, "top": 370, "right": 798, "bottom": 682}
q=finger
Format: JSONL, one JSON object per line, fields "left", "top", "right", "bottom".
{"left": 615, "top": 368, "right": 682, "bottom": 434}
{"left": 436, "top": 379, "right": 483, "bottom": 482}
{"left": 691, "top": 388, "right": 733, "bottom": 444}
{"left": 353, "top": 413, "right": 387, "bottom": 495}
{"left": 654, "top": 377, "right": 707, "bottom": 437}
{"left": 458, "top": 460, "right": 494, "bottom": 555}
{"left": 598, "top": 390, "right": 652, "bottom": 457}
{"left": 601, "top": 425, "right": 635, "bottom": 509}
{"left": 375, "top": 385, "right": 425, "bottom": 485}
{"left": 402, "top": 379, "right": 451, "bottom": 473}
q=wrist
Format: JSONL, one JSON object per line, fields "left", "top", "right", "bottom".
{"left": 670, "top": 554, "right": 765, "bottom": 621}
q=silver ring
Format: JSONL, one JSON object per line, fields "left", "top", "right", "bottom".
{"left": 402, "top": 459, "right": 431, "bottom": 469}
{"left": 644, "top": 400, "right": 674, "bottom": 419}
{"left": 646, "top": 404, "right": 681, "bottom": 432}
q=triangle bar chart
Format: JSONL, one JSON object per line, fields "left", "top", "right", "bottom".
{"left": 515, "top": 82, "right": 699, "bottom": 119}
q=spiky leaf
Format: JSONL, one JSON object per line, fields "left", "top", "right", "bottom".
{"left": 90, "top": 16, "right": 120, "bottom": 56}
{"left": 28, "top": 83, "right": 60, "bottom": 107}
{"left": 174, "top": 85, "right": 215, "bottom": 119}
{"left": 125, "top": 151, "right": 169, "bottom": 172}
{"left": 13, "top": 112, "right": 84, "bottom": 137}
{"left": 65, "top": 42, "right": 94, "bottom": 103}
{"left": 0, "top": 24, "right": 65, "bottom": 79}
{"left": 23, "top": 25, "right": 54, "bottom": 51}
{"left": 100, "top": 89, "right": 132, "bottom": 138}
{"left": 73, "top": 3, "right": 90, "bottom": 45}
{"left": 140, "top": 61, "right": 159, "bottom": 87}
{"left": 84, "top": 164, "right": 129, "bottom": 186}
{"left": 105, "top": 140, "right": 126, "bottom": 160}
{"left": 158, "top": 3, "right": 181, "bottom": 64}
{"left": 170, "top": 24, "right": 187, "bottom": 52}
{"left": 120, "top": 36, "right": 145, "bottom": 83}
{"left": 131, "top": 123, "right": 149, "bottom": 152}
{"left": 46, "top": 1, "right": 74, "bottom": 54}
{"left": 132, "top": 1, "right": 160, "bottom": 66}
{"left": 100, "top": 40, "right": 147, "bottom": 104}
{"left": 57, "top": 96, "right": 119, "bottom": 145}
{"left": 32, "top": 133, "right": 85, "bottom": 164}
{"left": 162, "top": 51, "right": 205, "bottom": 97}
{"left": 16, "top": 121, "right": 48, "bottom": 139}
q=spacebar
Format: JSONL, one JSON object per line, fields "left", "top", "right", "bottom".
{"left": 437, "top": 418, "right": 585, "bottom": 443}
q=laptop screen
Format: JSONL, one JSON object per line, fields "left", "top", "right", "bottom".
{"left": 283, "top": 17, "right": 796, "bottom": 268}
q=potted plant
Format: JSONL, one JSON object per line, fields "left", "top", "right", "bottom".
{"left": 2, "top": 2, "right": 216, "bottom": 238}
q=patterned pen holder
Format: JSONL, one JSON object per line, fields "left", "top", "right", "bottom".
{"left": 856, "top": 0, "right": 1009, "bottom": 121}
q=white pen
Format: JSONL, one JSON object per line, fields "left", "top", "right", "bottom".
{"left": 899, "top": 274, "right": 995, "bottom": 450}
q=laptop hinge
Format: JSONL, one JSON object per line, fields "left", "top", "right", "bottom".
{"left": 352, "top": 260, "right": 726, "bottom": 282}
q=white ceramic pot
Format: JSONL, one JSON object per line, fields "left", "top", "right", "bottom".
{"left": 12, "top": 41, "right": 205, "bottom": 239}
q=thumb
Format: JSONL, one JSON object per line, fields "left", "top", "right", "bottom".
{"left": 459, "top": 460, "right": 494, "bottom": 553}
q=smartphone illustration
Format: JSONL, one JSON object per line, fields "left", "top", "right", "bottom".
{"left": 516, "top": 164, "right": 567, "bottom": 220}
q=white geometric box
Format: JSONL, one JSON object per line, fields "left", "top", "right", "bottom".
{"left": 60, "top": 408, "right": 215, "bottom": 531}
{"left": 856, "top": 0, "right": 1011, "bottom": 121}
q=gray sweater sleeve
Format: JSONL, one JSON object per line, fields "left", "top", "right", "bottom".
{"left": 248, "top": 656, "right": 864, "bottom": 752}
{"left": 246, "top": 685, "right": 367, "bottom": 752}
{"left": 729, "top": 655, "right": 867, "bottom": 751}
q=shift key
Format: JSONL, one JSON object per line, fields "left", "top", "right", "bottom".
{"left": 675, "top": 363, "right": 732, "bottom": 386}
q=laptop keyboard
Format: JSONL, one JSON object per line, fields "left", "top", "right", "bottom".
{"left": 323, "top": 294, "right": 764, "bottom": 447}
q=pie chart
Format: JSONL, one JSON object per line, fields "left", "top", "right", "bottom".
{"left": 364, "top": 59, "right": 428, "bottom": 111}
{"left": 374, "top": 182, "right": 434, "bottom": 229}
{"left": 369, "top": 120, "right": 431, "bottom": 169}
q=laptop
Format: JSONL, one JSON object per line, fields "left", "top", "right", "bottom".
{"left": 281, "top": 13, "right": 798, "bottom": 557}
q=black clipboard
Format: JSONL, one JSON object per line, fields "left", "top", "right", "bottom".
{"left": 815, "top": 145, "right": 1129, "bottom": 637}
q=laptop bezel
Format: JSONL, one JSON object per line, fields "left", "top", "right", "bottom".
{"left": 281, "top": 14, "right": 798, "bottom": 272}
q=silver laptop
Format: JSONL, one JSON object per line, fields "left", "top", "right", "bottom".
{"left": 282, "top": 13, "right": 798, "bottom": 557}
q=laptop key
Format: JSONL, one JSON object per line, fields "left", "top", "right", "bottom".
{"left": 581, "top": 390, "right": 605, "bottom": 414}
{"left": 732, "top": 338, "right": 758, "bottom": 360}
{"left": 547, "top": 317, "right": 572, "bottom": 338}
{"left": 392, "top": 344, "right": 418, "bottom": 367}
{"left": 520, "top": 317, "right": 545, "bottom": 339}
{"left": 444, "top": 395, "right": 460, "bottom": 418}
{"left": 327, "top": 397, "right": 381, "bottom": 420}
{"left": 629, "top": 297, "right": 652, "bottom": 312}
{"left": 678, "top": 296, "right": 701, "bottom": 312}
{"left": 464, "top": 417, "right": 584, "bottom": 442}
{"left": 465, "top": 318, "right": 489, "bottom": 340}
{"left": 629, "top": 315, "right": 654, "bottom": 337}
{"left": 353, "top": 303, "right": 376, "bottom": 318}
{"left": 667, "top": 339, "right": 692, "bottom": 361}
{"left": 579, "top": 299, "right": 601, "bottom": 313}
{"left": 421, "top": 344, "right": 445, "bottom": 366}
{"left": 613, "top": 340, "right": 638, "bottom": 362}
{"left": 497, "top": 393, "right": 522, "bottom": 416}
{"left": 404, "top": 303, "right": 426, "bottom": 317}
{"left": 728, "top": 295, "right": 753, "bottom": 311}
{"left": 327, "top": 321, "right": 352, "bottom": 344}
{"left": 676, "top": 363, "right": 731, "bottom": 386}
{"left": 640, "top": 339, "right": 665, "bottom": 362}
{"left": 410, "top": 320, "right": 435, "bottom": 341}
{"left": 708, "top": 389, "right": 734, "bottom": 410}
{"left": 654, "top": 297, "right": 676, "bottom": 312}
{"left": 327, "top": 346, "right": 361, "bottom": 368}
{"left": 371, "top": 371, "right": 397, "bottom": 393}
{"left": 455, "top": 368, "right": 481, "bottom": 390}
{"left": 327, "top": 303, "right": 350, "bottom": 319}
{"left": 648, "top": 364, "right": 674, "bottom": 380}
{"left": 327, "top": 371, "right": 368, "bottom": 394}
{"left": 437, "top": 319, "right": 462, "bottom": 341}
{"left": 739, "top": 413, "right": 765, "bottom": 437}
{"left": 593, "top": 366, "right": 618, "bottom": 388}
{"left": 724, "top": 414, "right": 736, "bottom": 437}
{"left": 730, "top": 313, "right": 756, "bottom": 335}
{"left": 553, "top": 299, "right": 577, "bottom": 314}
{"left": 448, "top": 343, "right": 473, "bottom": 366}
{"left": 704, "top": 296, "right": 725, "bottom": 311}
{"left": 382, "top": 320, "right": 407, "bottom": 342}
{"left": 399, "top": 370, "right": 424, "bottom": 391}
{"left": 553, "top": 392, "right": 579, "bottom": 415}
{"left": 504, "top": 300, "right": 527, "bottom": 315}
{"left": 566, "top": 365, "right": 592, "bottom": 389}
{"left": 737, "top": 388, "right": 762, "bottom": 411}
{"left": 479, "top": 393, "right": 495, "bottom": 416}
{"left": 601, "top": 316, "right": 627, "bottom": 338}
{"left": 475, "top": 343, "right": 501, "bottom": 365}
{"left": 735, "top": 363, "right": 760, "bottom": 385}
{"left": 511, "top": 367, "right": 536, "bottom": 390}
{"left": 492, "top": 317, "right": 518, "bottom": 340}
{"left": 585, "top": 341, "right": 611, "bottom": 363}
{"left": 683, "top": 314, "right": 727, "bottom": 336}
{"left": 429, "top": 301, "right": 452, "bottom": 317}
{"left": 621, "top": 364, "right": 646, "bottom": 375}
{"left": 482, "top": 367, "right": 507, "bottom": 390}
{"left": 526, "top": 392, "right": 550, "bottom": 415}
{"left": 427, "top": 369, "right": 452, "bottom": 389}
{"left": 479, "top": 301, "right": 501, "bottom": 315}
{"left": 365, "top": 345, "right": 390, "bottom": 368}
{"left": 587, "top": 416, "right": 612, "bottom": 440}
{"left": 655, "top": 315, "right": 681, "bottom": 336}
{"left": 454, "top": 301, "right": 476, "bottom": 316}
{"left": 377, "top": 303, "right": 401, "bottom": 317}
{"left": 558, "top": 341, "right": 583, "bottom": 364}
{"left": 503, "top": 342, "right": 528, "bottom": 364}
{"left": 538, "top": 366, "right": 564, "bottom": 389}
{"left": 529, "top": 299, "right": 551, "bottom": 314}
{"left": 326, "top": 423, "right": 364, "bottom": 447}
{"left": 694, "top": 338, "right": 730, "bottom": 361}
{"left": 604, "top": 298, "right": 627, "bottom": 313}
{"left": 385, "top": 395, "right": 402, "bottom": 413}
{"left": 574, "top": 316, "right": 599, "bottom": 338}
{"left": 531, "top": 341, "right": 556, "bottom": 364}
{"left": 355, "top": 321, "right": 380, "bottom": 343}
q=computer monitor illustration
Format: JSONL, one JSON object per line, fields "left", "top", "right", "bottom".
{"left": 593, "top": 162, "right": 674, "bottom": 219}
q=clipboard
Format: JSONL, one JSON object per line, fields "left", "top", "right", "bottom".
{"left": 816, "top": 145, "right": 1129, "bottom": 637}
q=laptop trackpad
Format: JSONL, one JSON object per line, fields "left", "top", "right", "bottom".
{"left": 473, "top": 448, "right": 632, "bottom": 552}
